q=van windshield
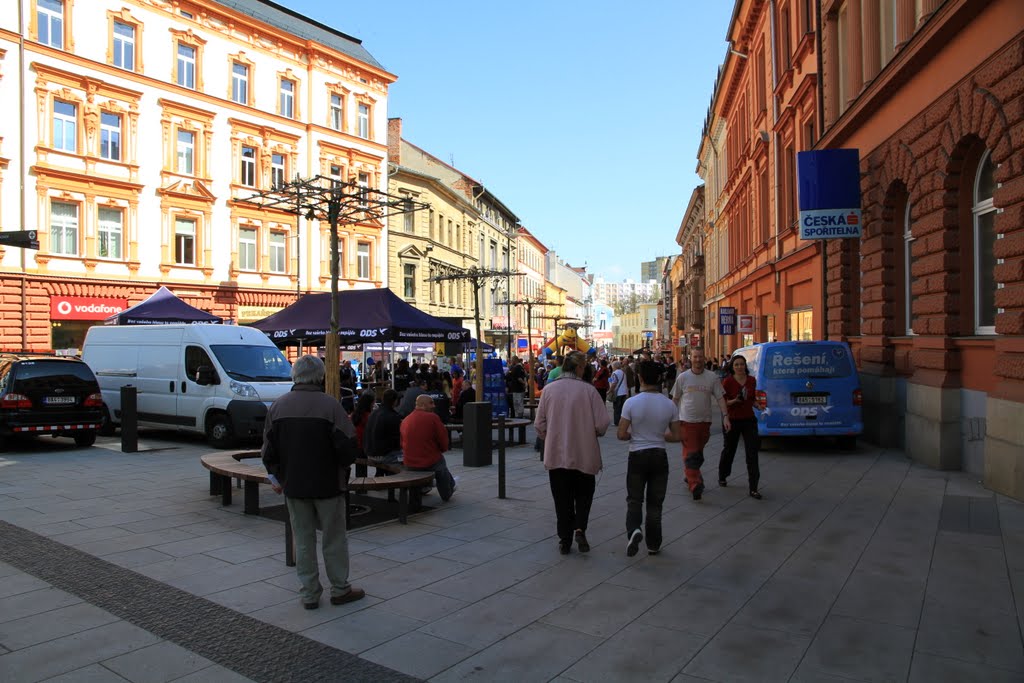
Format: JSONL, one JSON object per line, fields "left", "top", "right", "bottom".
{"left": 763, "top": 345, "right": 852, "bottom": 380}
{"left": 210, "top": 345, "right": 292, "bottom": 382}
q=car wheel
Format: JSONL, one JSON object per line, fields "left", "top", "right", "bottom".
{"left": 98, "top": 406, "right": 116, "bottom": 436}
{"left": 74, "top": 431, "right": 97, "bottom": 448}
{"left": 206, "top": 413, "right": 235, "bottom": 449}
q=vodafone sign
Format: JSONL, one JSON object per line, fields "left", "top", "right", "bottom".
{"left": 50, "top": 296, "right": 128, "bottom": 321}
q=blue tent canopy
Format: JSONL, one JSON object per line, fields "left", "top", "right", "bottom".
{"left": 251, "top": 288, "right": 470, "bottom": 345}
{"left": 104, "top": 286, "right": 222, "bottom": 325}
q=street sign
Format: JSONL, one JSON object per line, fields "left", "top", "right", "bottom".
{"left": 0, "top": 230, "right": 40, "bottom": 250}
{"left": 719, "top": 307, "right": 736, "bottom": 335}
{"left": 797, "top": 149, "right": 862, "bottom": 240}
{"left": 738, "top": 315, "right": 755, "bottom": 333}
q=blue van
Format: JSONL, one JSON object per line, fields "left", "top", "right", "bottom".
{"left": 731, "top": 341, "right": 863, "bottom": 447}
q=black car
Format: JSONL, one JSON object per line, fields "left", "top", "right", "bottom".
{"left": 0, "top": 353, "right": 104, "bottom": 448}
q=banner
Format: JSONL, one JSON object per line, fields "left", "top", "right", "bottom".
{"left": 481, "top": 358, "right": 508, "bottom": 418}
{"left": 719, "top": 307, "right": 736, "bottom": 335}
{"left": 797, "top": 149, "right": 862, "bottom": 240}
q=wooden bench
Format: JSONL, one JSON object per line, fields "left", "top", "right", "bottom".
{"left": 524, "top": 400, "right": 540, "bottom": 421}
{"left": 445, "top": 418, "right": 531, "bottom": 448}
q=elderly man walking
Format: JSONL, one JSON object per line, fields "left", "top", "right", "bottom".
{"left": 671, "top": 348, "right": 731, "bottom": 501}
{"left": 261, "top": 355, "right": 364, "bottom": 609}
{"left": 536, "top": 351, "right": 611, "bottom": 554}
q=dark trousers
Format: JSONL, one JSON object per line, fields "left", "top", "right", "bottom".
{"left": 613, "top": 394, "right": 627, "bottom": 425}
{"left": 548, "top": 468, "right": 596, "bottom": 543}
{"left": 597, "top": 387, "right": 608, "bottom": 403}
{"left": 720, "top": 417, "right": 760, "bottom": 491}
{"left": 626, "top": 448, "right": 669, "bottom": 550}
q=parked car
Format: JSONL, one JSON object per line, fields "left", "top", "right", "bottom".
{"left": 0, "top": 353, "right": 104, "bottom": 448}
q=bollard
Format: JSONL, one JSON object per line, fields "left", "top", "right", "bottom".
{"left": 462, "top": 402, "right": 493, "bottom": 467}
{"left": 120, "top": 385, "right": 138, "bottom": 453}
{"left": 497, "top": 414, "right": 506, "bottom": 499}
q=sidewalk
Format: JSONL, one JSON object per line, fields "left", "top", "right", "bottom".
{"left": 1, "top": 419, "right": 1023, "bottom": 682}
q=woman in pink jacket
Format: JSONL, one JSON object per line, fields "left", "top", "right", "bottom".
{"left": 535, "top": 351, "right": 611, "bottom": 554}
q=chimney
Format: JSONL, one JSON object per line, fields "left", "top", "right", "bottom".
{"left": 387, "top": 118, "right": 402, "bottom": 164}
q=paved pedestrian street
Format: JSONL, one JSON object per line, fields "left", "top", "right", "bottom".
{"left": 1, "top": 421, "right": 1023, "bottom": 682}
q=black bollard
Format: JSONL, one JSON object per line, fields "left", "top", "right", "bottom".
{"left": 120, "top": 385, "right": 138, "bottom": 453}
{"left": 462, "top": 402, "right": 493, "bottom": 467}
{"left": 497, "top": 414, "right": 506, "bottom": 499}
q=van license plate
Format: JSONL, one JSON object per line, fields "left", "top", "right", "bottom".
{"left": 44, "top": 396, "right": 75, "bottom": 405}
{"left": 793, "top": 395, "right": 828, "bottom": 405}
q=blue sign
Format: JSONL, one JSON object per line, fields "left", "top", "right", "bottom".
{"left": 719, "top": 306, "right": 737, "bottom": 335}
{"left": 797, "top": 149, "right": 862, "bottom": 240}
{"left": 481, "top": 358, "right": 508, "bottom": 418}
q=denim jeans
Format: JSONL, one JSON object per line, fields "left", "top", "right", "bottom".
{"left": 407, "top": 455, "right": 456, "bottom": 501}
{"left": 613, "top": 394, "right": 627, "bottom": 425}
{"left": 286, "top": 495, "right": 350, "bottom": 604}
{"left": 625, "top": 448, "right": 670, "bottom": 550}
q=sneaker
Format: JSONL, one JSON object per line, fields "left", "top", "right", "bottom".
{"left": 330, "top": 588, "right": 365, "bottom": 605}
{"left": 693, "top": 483, "right": 705, "bottom": 501}
{"left": 626, "top": 529, "right": 643, "bottom": 557}
{"left": 302, "top": 600, "right": 319, "bottom": 610}
{"left": 575, "top": 530, "right": 590, "bottom": 553}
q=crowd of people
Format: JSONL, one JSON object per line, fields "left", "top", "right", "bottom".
{"left": 259, "top": 345, "right": 760, "bottom": 609}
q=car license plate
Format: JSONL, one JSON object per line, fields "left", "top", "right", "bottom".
{"left": 794, "top": 395, "right": 828, "bottom": 405}
{"left": 43, "top": 396, "right": 75, "bottom": 405}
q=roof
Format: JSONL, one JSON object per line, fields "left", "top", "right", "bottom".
{"left": 212, "top": 0, "right": 385, "bottom": 71}
{"left": 517, "top": 226, "right": 548, "bottom": 253}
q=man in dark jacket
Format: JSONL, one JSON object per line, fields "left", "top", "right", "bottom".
{"left": 397, "top": 378, "right": 428, "bottom": 417}
{"left": 364, "top": 389, "right": 403, "bottom": 465}
{"left": 261, "top": 355, "right": 364, "bottom": 610}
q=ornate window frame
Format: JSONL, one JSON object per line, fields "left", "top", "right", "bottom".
{"left": 107, "top": 8, "right": 143, "bottom": 73}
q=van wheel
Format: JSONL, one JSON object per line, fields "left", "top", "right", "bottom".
{"left": 839, "top": 436, "right": 857, "bottom": 451}
{"left": 98, "top": 406, "right": 116, "bottom": 436}
{"left": 74, "top": 431, "right": 97, "bottom": 448}
{"left": 206, "top": 414, "right": 235, "bottom": 449}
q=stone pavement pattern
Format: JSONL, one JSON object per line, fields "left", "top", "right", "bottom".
{"left": 0, "top": 418, "right": 1022, "bottom": 682}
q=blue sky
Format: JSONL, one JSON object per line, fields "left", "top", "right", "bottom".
{"left": 288, "top": 0, "right": 735, "bottom": 281}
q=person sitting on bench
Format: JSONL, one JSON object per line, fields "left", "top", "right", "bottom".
{"left": 401, "top": 394, "right": 456, "bottom": 501}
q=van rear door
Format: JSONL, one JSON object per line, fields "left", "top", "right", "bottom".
{"left": 755, "top": 342, "right": 861, "bottom": 436}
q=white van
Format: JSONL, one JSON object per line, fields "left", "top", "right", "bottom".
{"left": 82, "top": 325, "right": 293, "bottom": 447}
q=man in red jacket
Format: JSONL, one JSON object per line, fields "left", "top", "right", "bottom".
{"left": 400, "top": 394, "right": 456, "bottom": 501}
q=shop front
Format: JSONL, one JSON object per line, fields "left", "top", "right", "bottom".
{"left": 49, "top": 296, "right": 128, "bottom": 354}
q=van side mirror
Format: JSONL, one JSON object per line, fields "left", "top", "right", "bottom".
{"left": 196, "top": 366, "right": 218, "bottom": 386}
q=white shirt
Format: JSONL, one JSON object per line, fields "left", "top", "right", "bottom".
{"left": 621, "top": 391, "right": 677, "bottom": 451}
{"left": 609, "top": 368, "right": 628, "bottom": 397}
{"left": 671, "top": 369, "right": 724, "bottom": 422}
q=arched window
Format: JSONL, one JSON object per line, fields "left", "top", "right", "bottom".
{"left": 973, "top": 151, "right": 998, "bottom": 334}
{"left": 903, "top": 201, "right": 915, "bottom": 335}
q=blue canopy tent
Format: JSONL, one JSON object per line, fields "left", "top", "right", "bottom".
{"left": 104, "top": 286, "right": 222, "bottom": 325}
{"left": 250, "top": 288, "right": 469, "bottom": 345}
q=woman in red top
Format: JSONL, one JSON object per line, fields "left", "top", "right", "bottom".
{"left": 592, "top": 359, "right": 611, "bottom": 402}
{"left": 719, "top": 355, "right": 761, "bottom": 499}
{"left": 350, "top": 392, "right": 375, "bottom": 456}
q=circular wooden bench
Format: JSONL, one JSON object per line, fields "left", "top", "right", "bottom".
{"left": 445, "top": 417, "right": 531, "bottom": 448}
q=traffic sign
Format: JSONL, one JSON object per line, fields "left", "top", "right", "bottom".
{"left": 0, "top": 230, "right": 40, "bottom": 250}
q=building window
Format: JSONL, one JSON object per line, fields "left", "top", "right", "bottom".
{"left": 174, "top": 217, "right": 196, "bottom": 265}
{"left": 357, "top": 242, "right": 370, "bottom": 279}
{"left": 50, "top": 200, "right": 78, "bottom": 256}
{"left": 787, "top": 308, "right": 814, "bottom": 341}
{"left": 403, "top": 199, "right": 414, "bottom": 233}
{"left": 240, "top": 146, "right": 256, "bottom": 186}
{"left": 231, "top": 62, "right": 248, "bottom": 105}
{"left": 357, "top": 172, "right": 369, "bottom": 207}
{"left": 403, "top": 263, "right": 416, "bottom": 298}
{"left": 330, "top": 94, "right": 343, "bottom": 130}
{"left": 112, "top": 21, "right": 135, "bottom": 70}
{"left": 279, "top": 79, "right": 294, "bottom": 118}
{"left": 269, "top": 232, "right": 286, "bottom": 273}
{"left": 176, "top": 130, "right": 194, "bottom": 174}
{"left": 37, "top": 0, "right": 64, "bottom": 49}
{"left": 902, "top": 200, "right": 915, "bottom": 335}
{"left": 98, "top": 207, "right": 123, "bottom": 259}
{"left": 52, "top": 100, "right": 76, "bottom": 152}
{"left": 357, "top": 103, "right": 369, "bottom": 138}
{"left": 271, "top": 153, "right": 285, "bottom": 189}
{"left": 176, "top": 43, "right": 196, "bottom": 89}
{"left": 100, "top": 112, "right": 121, "bottom": 161}
{"left": 973, "top": 150, "right": 999, "bottom": 333}
{"left": 238, "top": 227, "right": 257, "bottom": 271}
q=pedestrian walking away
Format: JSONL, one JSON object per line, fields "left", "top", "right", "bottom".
{"left": 609, "top": 360, "right": 628, "bottom": 425}
{"left": 719, "top": 354, "right": 761, "bottom": 499}
{"left": 617, "top": 360, "right": 680, "bottom": 557}
{"left": 261, "top": 355, "right": 365, "bottom": 609}
{"left": 670, "top": 348, "right": 730, "bottom": 500}
{"left": 536, "top": 351, "right": 611, "bottom": 554}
